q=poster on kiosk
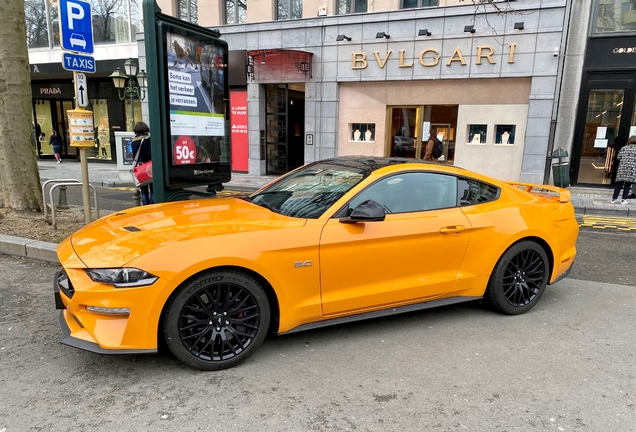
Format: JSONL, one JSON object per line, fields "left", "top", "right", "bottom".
{"left": 161, "top": 24, "right": 231, "bottom": 188}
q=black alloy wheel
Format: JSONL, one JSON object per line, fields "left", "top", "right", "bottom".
{"left": 485, "top": 241, "right": 549, "bottom": 315}
{"left": 164, "top": 270, "right": 271, "bottom": 371}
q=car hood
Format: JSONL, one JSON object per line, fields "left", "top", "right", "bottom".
{"left": 68, "top": 197, "right": 303, "bottom": 268}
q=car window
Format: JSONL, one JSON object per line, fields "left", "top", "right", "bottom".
{"left": 457, "top": 178, "right": 499, "bottom": 206}
{"left": 344, "top": 172, "right": 458, "bottom": 215}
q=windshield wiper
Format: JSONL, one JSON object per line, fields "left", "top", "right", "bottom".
{"left": 250, "top": 200, "right": 282, "bottom": 214}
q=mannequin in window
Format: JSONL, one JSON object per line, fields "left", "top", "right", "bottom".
{"left": 354, "top": 129, "right": 361, "bottom": 141}
{"left": 365, "top": 129, "right": 372, "bottom": 142}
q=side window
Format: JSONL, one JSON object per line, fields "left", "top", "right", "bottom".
{"left": 345, "top": 172, "right": 458, "bottom": 215}
{"left": 457, "top": 178, "right": 499, "bottom": 206}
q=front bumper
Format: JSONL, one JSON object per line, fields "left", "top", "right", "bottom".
{"left": 53, "top": 270, "right": 157, "bottom": 355}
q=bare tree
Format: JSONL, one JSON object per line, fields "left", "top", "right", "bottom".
{"left": 24, "top": 0, "right": 49, "bottom": 48}
{"left": 92, "top": 0, "right": 127, "bottom": 42}
{"left": 0, "top": 0, "right": 43, "bottom": 210}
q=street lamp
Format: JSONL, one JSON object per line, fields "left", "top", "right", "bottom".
{"left": 109, "top": 58, "right": 147, "bottom": 131}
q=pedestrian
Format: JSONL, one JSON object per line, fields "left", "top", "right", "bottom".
{"left": 130, "top": 121, "right": 153, "bottom": 205}
{"left": 33, "top": 122, "right": 42, "bottom": 157}
{"left": 50, "top": 130, "right": 62, "bottom": 163}
{"left": 611, "top": 135, "right": 636, "bottom": 205}
{"left": 423, "top": 129, "right": 438, "bottom": 162}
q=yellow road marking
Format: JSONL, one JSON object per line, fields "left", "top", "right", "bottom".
{"left": 579, "top": 216, "right": 636, "bottom": 231}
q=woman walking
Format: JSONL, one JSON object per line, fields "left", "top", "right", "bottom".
{"left": 50, "top": 130, "right": 62, "bottom": 163}
{"left": 131, "top": 121, "right": 153, "bottom": 205}
{"left": 611, "top": 135, "right": 636, "bottom": 204}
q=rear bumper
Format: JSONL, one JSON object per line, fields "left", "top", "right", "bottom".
{"left": 549, "top": 259, "right": 574, "bottom": 285}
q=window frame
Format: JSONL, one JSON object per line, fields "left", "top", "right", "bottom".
{"left": 276, "top": 0, "right": 303, "bottom": 20}
{"left": 590, "top": 0, "right": 636, "bottom": 37}
{"left": 176, "top": 0, "right": 198, "bottom": 24}
{"left": 400, "top": 0, "right": 439, "bottom": 10}
{"left": 336, "top": 0, "right": 368, "bottom": 15}
{"left": 223, "top": 0, "right": 247, "bottom": 24}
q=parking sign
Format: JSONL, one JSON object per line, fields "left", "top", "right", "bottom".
{"left": 59, "top": 0, "right": 94, "bottom": 54}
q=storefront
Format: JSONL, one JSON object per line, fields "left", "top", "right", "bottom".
{"left": 29, "top": 60, "right": 141, "bottom": 162}
{"left": 136, "top": 1, "right": 567, "bottom": 182}
{"left": 571, "top": 35, "right": 636, "bottom": 186}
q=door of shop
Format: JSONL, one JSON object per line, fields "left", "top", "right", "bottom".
{"left": 33, "top": 99, "right": 76, "bottom": 160}
{"left": 265, "top": 84, "right": 305, "bottom": 175}
{"left": 571, "top": 73, "right": 636, "bottom": 185}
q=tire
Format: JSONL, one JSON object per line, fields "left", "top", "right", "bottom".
{"left": 164, "top": 270, "right": 271, "bottom": 371}
{"left": 485, "top": 241, "right": 549, "bottom": 315}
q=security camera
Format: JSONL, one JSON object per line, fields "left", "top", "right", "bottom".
{"left": 553, "top": 47, "right": 559, "bottom": 57}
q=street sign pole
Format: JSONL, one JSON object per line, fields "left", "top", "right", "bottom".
{"left": 73, "top": 71, "right": 92, "bottom": 224}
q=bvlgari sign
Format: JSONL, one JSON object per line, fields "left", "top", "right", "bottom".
{"left": 351, "top": 44, "right": 517, "bottom": 69}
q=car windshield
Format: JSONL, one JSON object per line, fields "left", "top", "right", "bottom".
{"left": 248, "top": 161, "right": 369, "bottom": 218}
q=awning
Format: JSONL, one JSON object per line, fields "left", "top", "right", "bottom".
{"left": 245, "top": 49, "right": 313, "bottom": 80}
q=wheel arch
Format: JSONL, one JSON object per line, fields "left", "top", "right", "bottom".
{"left": 157, "top": 265, "right": 281, "bottom": 349}
{"left": 508, "top": 235, "right": 554, "bottom": 279}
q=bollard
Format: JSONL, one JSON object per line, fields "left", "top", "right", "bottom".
{"left": 57, "top": 185, "right": 69, "bottom": 210}
{"left": 133, "top": 189, "right": 141, "bottom": 207}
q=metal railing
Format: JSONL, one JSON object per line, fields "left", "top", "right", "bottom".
{"left": 42, "top": 179, "right": 99, "bottom": 230}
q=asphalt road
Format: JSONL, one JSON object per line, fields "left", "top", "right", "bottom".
{"left": 0, "top": 229, "right": 634, "bottom": 431}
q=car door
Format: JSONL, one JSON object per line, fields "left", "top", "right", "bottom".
{"left": 319, "top": 171, "right": 471, "bottom": 316}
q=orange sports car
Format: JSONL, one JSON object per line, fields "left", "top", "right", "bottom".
{"left": 53, "top": 157, "right": 578, "bottom": 370}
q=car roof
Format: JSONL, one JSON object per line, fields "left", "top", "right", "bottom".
{"left": 319, "top": 156, "right": 451, "bottom": 172}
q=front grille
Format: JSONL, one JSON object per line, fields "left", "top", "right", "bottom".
{"left": 57, "top": 270, "right": 75, "bottom": 299}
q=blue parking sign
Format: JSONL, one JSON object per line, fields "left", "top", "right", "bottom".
{"left": 59, "top": 0, "right": 94, "bottom": 54}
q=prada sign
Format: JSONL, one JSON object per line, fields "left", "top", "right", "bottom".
{"left": 351, "top": 44, "right": 517, "bottom": 69}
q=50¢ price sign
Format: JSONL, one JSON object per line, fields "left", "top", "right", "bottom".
{"left": 173, "top": 136, "right": 197, "bottom": 164}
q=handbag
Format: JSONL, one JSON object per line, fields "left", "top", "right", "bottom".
{"left": 130, "top": 139, "right": 153, "bottom": 187}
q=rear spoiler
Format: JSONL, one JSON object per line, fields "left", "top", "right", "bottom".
{"left": 506, "top": 182, "right": 571, "bottom": 203}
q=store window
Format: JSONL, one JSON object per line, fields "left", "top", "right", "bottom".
{"left": 91, "top": 99, "right": 112, "bottom": 160}
{"left": 90, "top": 0, "right": 130, "bottom": 44}
{"left": 337, "top": 0, "right": 367, "bottom": 15}
{"left": 177, "top": 0, "right": 198, "bottom": 24}
{"left": 224, "top": 0, "right": 247, "bottom": 24}
{"left": 125, "top": 100, "right": 143, "bottom": 132}
{"left": 401, "top": 0, "right": 438, "bottom": 10}
{"left": 277, "top": 0, "right": 303, "bottom": 20}
{"left": 24, "top": 0, "right": 50, "bottom": 48}
{"left": 592, "top": 0, "right": 636, "bottom": 34}
{"left": 34, "top": 101, "right": 53, "bottom": 156}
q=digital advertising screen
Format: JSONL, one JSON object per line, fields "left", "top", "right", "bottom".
{"left": 161, "top": 25, "right": 230, "bottom": 187}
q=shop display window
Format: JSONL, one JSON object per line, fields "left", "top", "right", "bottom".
{"left": 91, "top": 99, "right": 111, "bottom": 160}
{"left": 495, "top": 125, "right": 516, "bottom": 145}
{"left": 34, "top": 100, "right": 53, "bottom": 156}
{"left": 467, "top": 124, "right": 488, "bottom": 144}
{"left": 350, "top": 123, "right": 375, "bottom": 142}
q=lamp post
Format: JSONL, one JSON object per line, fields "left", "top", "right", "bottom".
{"left": 109, "top": 58, "right": 148, "bottom": 131}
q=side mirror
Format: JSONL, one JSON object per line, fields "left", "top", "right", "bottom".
{"left": 339, "top": 200, "right": 386, "bottom": 224}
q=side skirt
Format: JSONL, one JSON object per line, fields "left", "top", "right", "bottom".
{"left": 280, "top": 296, "right": 482, "bottom": 335}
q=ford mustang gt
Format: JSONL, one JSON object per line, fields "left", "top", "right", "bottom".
{"left": 53, "top": 157, "right": 578, "bottom": 370}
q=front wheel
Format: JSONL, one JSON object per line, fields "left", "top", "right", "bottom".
{"left": 485, "top": 241, "right": 549, "bottom": 315}
{"left": 164, "top": 270, "right": 271, "bottom": 371}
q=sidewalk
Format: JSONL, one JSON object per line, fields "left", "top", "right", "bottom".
{"left": 1, "top": 159, "right": 634, "bottom": 264}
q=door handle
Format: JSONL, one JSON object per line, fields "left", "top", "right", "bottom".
{"left": 439, "top": 225, "right": 465, "bottom": 234}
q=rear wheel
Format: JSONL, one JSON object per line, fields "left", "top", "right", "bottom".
{"left": 164, "top": 270, "right": 270, "bottom": 371}
{"left": 485, "top": 241, "right": 549, "bottom": 315}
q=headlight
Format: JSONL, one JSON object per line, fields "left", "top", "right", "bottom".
{"left": 84, "top": 268, "right": 158, "bottom": 288}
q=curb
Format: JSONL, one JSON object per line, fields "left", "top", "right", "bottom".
{"left": 0, "top": 234, "right": 59, "bottom": 263}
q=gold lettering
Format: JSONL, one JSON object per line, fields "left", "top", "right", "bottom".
{"left": 476, "top": 45, "right": 495, "bottom": 65}
{"left": 398, "top": 50, "right": 413, "bottom": 68}
{"left": 373, "top": 50, "right": 392, "bottom": 68}
{"left": 419, "top": 48, "right": 440, "bottom": 67}
{"left": 447, "top": 48, "right": 467, "bottom": 66}
{"left": 508, "top": 43, "right": 517, "bottom": 64}
{"left": 352, "top": 52, "right": 368, "bottom": 69}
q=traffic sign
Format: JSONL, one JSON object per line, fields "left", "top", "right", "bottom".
{"left": 67, "top": 109, "right": 95, "bottom": 148}
{"left": 74, "top": 73, "right": 89, "bottom": 108}
{"left": 62, "top": 52, "right": 95, "bottom": 73}
{"left": 59, "top": 0, "right": 94, "bottom": 54}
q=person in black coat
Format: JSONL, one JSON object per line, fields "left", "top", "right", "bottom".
{"left": 131, "top": 121, "right": 153, "bottom": 205}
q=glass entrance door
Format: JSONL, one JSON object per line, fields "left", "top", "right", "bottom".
{"left": 578, "top": 90, "right": 624, "bottom": 184}
{"left": 389, "top": 107, "right": 421, "bottom": 158}
{"left": 572, "top": 74, "right": 636, "bottom": 185}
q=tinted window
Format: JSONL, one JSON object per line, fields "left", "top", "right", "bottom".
{"left": 457, "top": 178, "right": 499, "bottom": 206}
{"left": 346, "top": 172, "right": 458, "bottom": 215}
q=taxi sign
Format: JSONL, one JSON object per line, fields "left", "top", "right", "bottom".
{"left": 67, "top": 109, "right": 95, "bottom": 147}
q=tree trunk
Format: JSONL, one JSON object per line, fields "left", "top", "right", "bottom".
{"left": 0, "top": 0, "right": 43, "bottom": 211}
